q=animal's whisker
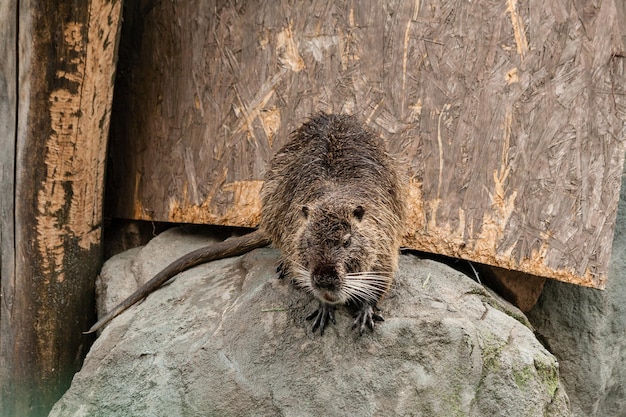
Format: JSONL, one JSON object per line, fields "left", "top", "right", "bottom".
{"left": 289, "top": 262, "right": 314, "bottom": 292}
{"left": 347, "top": 271, "right": 394, "bottom": 277}
{"left": 341, "top": 273, "right": 390, "bottom": 304}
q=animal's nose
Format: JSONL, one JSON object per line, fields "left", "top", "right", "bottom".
{"left": 315, "top": 276, "right": 336, "bottom": 290}
{"left": 312, "top": 265, "right": 338, "bottom": 290}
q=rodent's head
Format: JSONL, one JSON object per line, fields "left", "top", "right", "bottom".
{"left": 291, "top": 199, "right": 390, "bottom": 306}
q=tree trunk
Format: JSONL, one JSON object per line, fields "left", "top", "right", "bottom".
{"left": 0, "top": 1, "right": 122, "bottom": 416}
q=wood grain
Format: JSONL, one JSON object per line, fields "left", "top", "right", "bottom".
{"left": 0, "top": 1, "right": 122, "bottom": 416}
{"left": 107, "top": 0, "right": 626, "bottom": 289}
{"left": 0, "top": 0, "right": 17, "bottom": 413}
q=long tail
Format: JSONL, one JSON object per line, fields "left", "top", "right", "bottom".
{"left": 85, "top": 229, "right": 270, "bottom": 334}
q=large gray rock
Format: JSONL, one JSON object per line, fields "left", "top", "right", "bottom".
{"left": 528, "top": 179, "right": 626, "bottom": 417}
{"left": 50, "top": 228, "right": 570, "bottom": 417}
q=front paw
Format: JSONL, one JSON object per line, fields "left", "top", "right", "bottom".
{"left": 306, "top": 303, "right": 336, "bottom": 335}
{"left": 352, "top": 304, "right": 384, "bottom": 335}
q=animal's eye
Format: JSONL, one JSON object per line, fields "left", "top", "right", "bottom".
{"left": 342, "top": 233, "right": 352, "bottom": 248}
{"left": 353, "top": 205, "right": 365, "bottom": 220}
{"left": 301, "top": 206, "right": 309, "bottom": 219}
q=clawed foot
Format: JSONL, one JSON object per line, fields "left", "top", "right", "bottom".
{"left": 352, "top": 304, "right": 384, "bottom": 335}
{"left": 306, "top": 303, "right": 336, "bottom": 335}
{"left": 305, "top": 302, "right": 384, "bottom": 335}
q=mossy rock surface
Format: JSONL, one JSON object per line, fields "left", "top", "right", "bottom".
{"left": 51, "top": 228, "right": 571, "bottom": 417}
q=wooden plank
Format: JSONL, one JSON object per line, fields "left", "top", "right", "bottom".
{"left": 0, "top": 1, "right": 123, "bottom": 416}
{"left": 0, "top": 0, "right": 18, "bottom": 413}
{"left": 106, "top": 0, "right": 626, "bottom": 289}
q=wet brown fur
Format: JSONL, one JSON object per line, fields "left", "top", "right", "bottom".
{"left": 261, "top": 113, "right": 406, "bottom": 332}
{"left": 87, "top": 112, "right": 405, "bottom": 335}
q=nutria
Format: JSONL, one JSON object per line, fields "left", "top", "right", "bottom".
{"left": 261, "top": 113, "right": 406, "bottom": 334}
{"left": 86, "top": 112, "right": 406, "bottom": 335}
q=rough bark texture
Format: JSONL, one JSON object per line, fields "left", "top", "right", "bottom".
{"left": 107, "top": 0, "right": 626, "bottom": 289}
{"left": 0, "top": 1, "right": 122, "bottom": 416}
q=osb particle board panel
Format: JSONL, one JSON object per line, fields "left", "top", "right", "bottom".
{"left": 107, "top": 0, "right": 626, "bottom": 289}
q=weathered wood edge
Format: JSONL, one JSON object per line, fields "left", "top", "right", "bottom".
{"left": 0, "top": 0, "right": 18, "bottom": 413}
{"left": 127, "top": 178, "right": 610, "bottom": 288}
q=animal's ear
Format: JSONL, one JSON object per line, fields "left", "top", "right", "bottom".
{"left": 353, "top": 205, "right": 365, "bottom": 221}
{"left": 301, "top": 206, "right": 309, "bottom": 219}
